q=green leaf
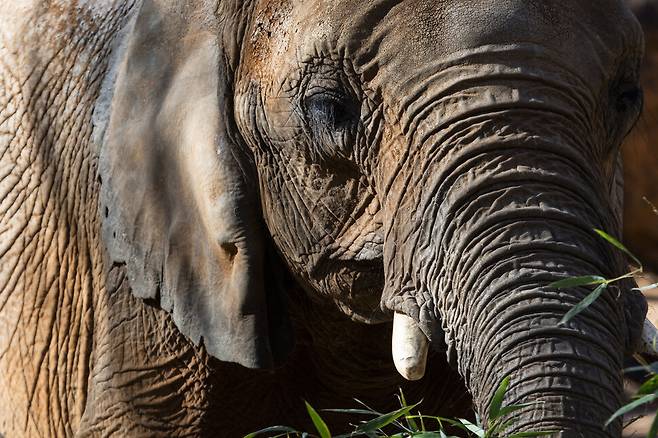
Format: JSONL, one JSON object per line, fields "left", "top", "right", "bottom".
{"left": 605, "top": 393, "right": 658, "bottom": 427}
{"left": 549, "top": 276, "right": 607, "bottom": 288}
{"left": 322, "top": 408, "right": 377, "bottom": 416}
{"left": 649, "top": 411, "right": 658, "bottom": 438}
{"left": 419, "top": 411, "right": 427, "bottom": 432}
{"left": 489, "top": 376, "right": 510, "bottom": 421}
{"left": 305, "top": 401, "right": 331, "bottom": 438}
{"left": 243, "top": 426, "right": 300, "bottom": 438}
{"left": 398, "top": 389, "right": 409, "bottom": 408}
{"left": 435, "top": 417, "right": 470, "bottom": 431}
{"left": 489, "top": 405, "right": 550, "bottom": 436}
{"left": 633, "top": 282, "right": 658, "bottom": 292}
{"left": 593, "top": 228, "right": 642, "bottom": 267}
{"left": 353, "top": 399, "right": 382, "bottom": 415}
{"left": 495, "top": 403, "right": 534, "bottom": 420}
{"left": 638, "top": 375, "right": 658, "bottom": 395}
{"left": 488, "top": 419, "right": 517, "bottom": 437}
{"left": 355, "top": 403, "right": 419, "bottom": 433}
{"left": 559, "top": 283, "right": 608, "bottom": 326}
{"left": 399, "top": 389, "right": 420, "bottom": 431}
{"left": 458, "top": 418, "right": 485, "bottom": 437}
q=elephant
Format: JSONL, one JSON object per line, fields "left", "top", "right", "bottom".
{"left": 0, "top": 0, "right": 654, "bottom": 437}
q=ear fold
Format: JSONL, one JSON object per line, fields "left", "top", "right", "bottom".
{"left": 100, "top": 0, "right": 291, "bottom": 368}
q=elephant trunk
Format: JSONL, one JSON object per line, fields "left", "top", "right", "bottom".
{"left": 449, "top": 210, "right": 630, "bottom": 437}
{"left": 379, "top": 89, "right": 645, "bottom": 435}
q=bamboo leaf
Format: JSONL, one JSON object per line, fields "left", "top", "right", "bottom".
{"left": 457, "top": 418, "right": 485, "bottom": 437}
{"left": 244, "top": 426, "right": 300, "bottom": 438}
{"left": 322, "top": 408, "right": 377, "bottom": 416}
{"left": 355, "top": 403, "right": 419, "bottom": 433}
{"left": 434, "top": 417, "right": 471, "bottom": 431}
{"left": 549, "top": 276, "right": 607, "bottom": 288}
{"left": 495, "top": 403, "right": 534, "bottom": 419}
{"left": 305, "top": 401, "right": 331, "bottom": 438}
{"left": 594, "top": 229, "right": 642, "bottom": 267}
{"left": 488, "top": 418, "right": 520, "bottom": 437}
{"left": 353, "top": 399, "right": 381, "bottom": 415}
{"left": 633, "top": 282, "right": 658, "bottom": 292}
{"left": 638, "top": 375, "right": 658, "bottom": 395}
{"left": 559, "top": 283, "right": 608, "bottom": 326}
{"left": 605, "top": 393, "right": 658, "bottom": 427}
{"left": 489, "top": 376, "right": 510, "bottom": 420}
{"left": 398, "top": 389, "right": 419, "bottom": 431}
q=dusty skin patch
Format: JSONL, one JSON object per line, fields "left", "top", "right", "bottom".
{"left": 243, "top": 0, "right": 293, "bottom": 77}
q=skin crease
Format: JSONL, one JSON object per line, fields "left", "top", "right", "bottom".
{"left": 0, "top": 1, "right": 653, "bottom": 437}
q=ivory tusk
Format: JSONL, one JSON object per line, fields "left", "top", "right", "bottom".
{"left": 640, "top": 318, "right": 658, "bottom": 357}
{"left": 392, "top": 312, "right": 429, "bottom": 381}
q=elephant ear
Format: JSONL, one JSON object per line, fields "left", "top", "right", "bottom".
{"left": 100, "top": 0, "right": 291, "bottom": 368}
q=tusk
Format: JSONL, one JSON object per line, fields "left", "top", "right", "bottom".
{"left": 392, "top": 312, "right": 429, "bottom": 381}
{"left": 640, "top": 319, "right": 658, "bottom": 357}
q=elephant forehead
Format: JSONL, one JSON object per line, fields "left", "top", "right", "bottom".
{"left": 242, "top": 0, "right": 295, "bottom": 80}
{"left": 242, "top": 0, "right": 640, "bottom": 96}
{"left": 346, "top": 0, "right": 637, "bottom": 85}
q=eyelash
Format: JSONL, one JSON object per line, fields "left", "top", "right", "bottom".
{"left": 304, "top": 94, "right": 355, "bottom": 130}
{"left": 298, "top": 91, "right": 358, "bottom": 163}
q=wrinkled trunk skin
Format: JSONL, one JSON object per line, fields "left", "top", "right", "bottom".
{"left": 435, "top": 145, "right": 629, "bottom": 436}
{"left": 380, "top": 61, "right": 645, "bottom": 436}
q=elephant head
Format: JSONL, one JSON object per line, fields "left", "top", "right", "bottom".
{"left": 101, "top": 0, "right": 649, "bottom": 436}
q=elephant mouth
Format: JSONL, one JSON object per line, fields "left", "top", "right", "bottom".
{"left": 319, "top": 258, "right": 390, "bottom": 324}
{"left": 327, "top": 261, "right": 433, "bottom": 381}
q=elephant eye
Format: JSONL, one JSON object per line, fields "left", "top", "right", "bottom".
{"left": 610, "top": 79, "right": 643, "bottom": 140}
{"left": 615, "top": 84, "right": 643, "bottom": 114}
{"left": 303, "top": 93, "right": 358, "bottom": 131}
{"left": 302, "top": 91, "right": 359, "bottom": 162}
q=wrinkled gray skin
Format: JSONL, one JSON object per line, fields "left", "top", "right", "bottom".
{"left": 0, "top": 0, "right": 650, "bottom": 437}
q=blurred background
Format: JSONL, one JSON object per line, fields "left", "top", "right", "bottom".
{"left": 622, "top": 1, "right": 658, "bottom": 436}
